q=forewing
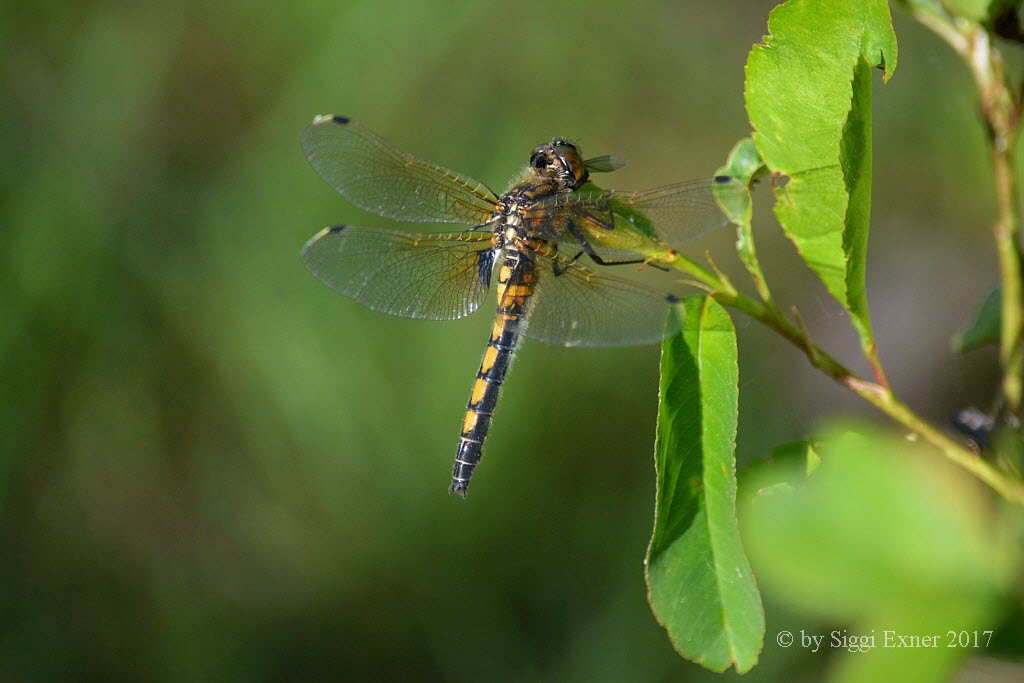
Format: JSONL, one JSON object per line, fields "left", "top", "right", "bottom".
{"left": 521, "top": 256, "right": 680, "bottom": 347}
{"left": 302, "top": 115, "right": 499, "bottom": 225}
{"left": 302, "top": 226, "right": 495, "bottom": 320}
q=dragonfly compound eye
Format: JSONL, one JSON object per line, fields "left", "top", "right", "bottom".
{"left": 551, "top": 144, "right": 586, "bottom": 185}
{"left": 529, "top": 145, "right": 549, "bottom": 170}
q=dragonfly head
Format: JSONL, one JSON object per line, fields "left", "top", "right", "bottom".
{"left": 529, "top": 139, "right": 588, "bottom": 191}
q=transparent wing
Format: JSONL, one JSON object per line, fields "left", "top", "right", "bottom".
{"left": 583, "top": 154, "right": 626, "bottom": 173}
{"left": 530, "top": 176, "right": 745, "bottom": 259}
{"left": 302, "top": 226, "right": 495, "bottom": 320}
{"left": 301, "top": 115, "right": 499, "bottom": 225}
{"left": 607, "top": 175, "right": 745, "bottom": 247}
{"left": 521, "top": 255, "right": 681, "bottom": 347}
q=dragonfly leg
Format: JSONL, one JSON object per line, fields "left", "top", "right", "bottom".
{"left": 561, "top": 219, "right": 650, "bottom": 268}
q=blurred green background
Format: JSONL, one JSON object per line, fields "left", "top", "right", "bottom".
{"left": 1, "top": 0, "right": 1017, "bottom": 680}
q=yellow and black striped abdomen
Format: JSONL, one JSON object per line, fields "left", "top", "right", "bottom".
{"left": 449, "top": 253, "right": 536, "bottom": 497}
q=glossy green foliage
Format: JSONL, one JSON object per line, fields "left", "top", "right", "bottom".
{"left": 953, "top": 287, "right": 1002, "bottom": 353}
{"left": 715, "top": 138, "right": 767, "bottom": 300}
{"left": 746, "top": 0, "right": 897, "bottom": 350}
{"left": 647, "top": 296, "right": 763, "bottom": 672}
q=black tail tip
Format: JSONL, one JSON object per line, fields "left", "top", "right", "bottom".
{"left": 311, "top": 114, "right": 350, "bottom": 126}
{"left": 448, "top": 481, "right": 469, "bottom": 498}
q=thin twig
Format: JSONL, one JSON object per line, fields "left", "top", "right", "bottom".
{"left": 790, "top": 305, "right": 819, "bottom": 365}
{"left": 907, "top": 7, "right": 1024, "bottom": 418}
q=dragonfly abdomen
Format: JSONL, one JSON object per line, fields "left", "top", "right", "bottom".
{"left": 449, "top": 254, "right": 535, "bottom": 497}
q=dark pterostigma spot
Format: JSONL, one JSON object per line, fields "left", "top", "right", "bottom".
{"left": 330, "top": 115, "right": 351, "bottom": 125}
{"left": 328, "top": 225, "right": 347, "bottom": 234}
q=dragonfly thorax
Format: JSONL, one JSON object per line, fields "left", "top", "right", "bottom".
{"left": 494, "top": 197, "right": 543, "bottom": 248}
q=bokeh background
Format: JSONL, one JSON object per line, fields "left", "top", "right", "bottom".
{"left": 1, "top": 1, "right": 1017, "bottom": 680}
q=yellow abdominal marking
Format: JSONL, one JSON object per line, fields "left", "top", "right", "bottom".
{"left": 462, "top": 409, "right": 479, "bottom": 434}
{"left": 500, "top": 284, "right": 534, "bottom": 306}
{"left": 499, "top": 265, "right": 512, "bottom": 283}
{"left": 470, "top": 377, "right": 488, "bottom": 405}
{"left": 481, "top": 345, "right": 499, "bottom": 374}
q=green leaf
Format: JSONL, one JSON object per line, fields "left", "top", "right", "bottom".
{"left": 745, "top": 0, "right": 897, "bottom": 354}
{"left": 716, "top": 139, "right": 770, "bottom": 302}
{"left": 646, "top": 296, "right": 763, "bottom": 673}
{"left": 715, "top": 138, "right": 764, "bottom": 200}
{"left": 952, "top": 286, "right": 1002, "bottom": 353}
{"left": 741, "top": 424, "right": 1016, "bottom": 682}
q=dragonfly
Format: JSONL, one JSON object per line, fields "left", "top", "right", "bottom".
{"left": 301, "top": 115, "right": 743, "bottom": 497}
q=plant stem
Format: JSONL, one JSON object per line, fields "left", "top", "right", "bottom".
{"left": 967, "top": 28, "right": 1023, "bottom": 417}
{"left": 906, "top": 6, "right": 1024, "bottom": 417}
{"left": 991, "top": 125, "right": 1023, "bottom": 416}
